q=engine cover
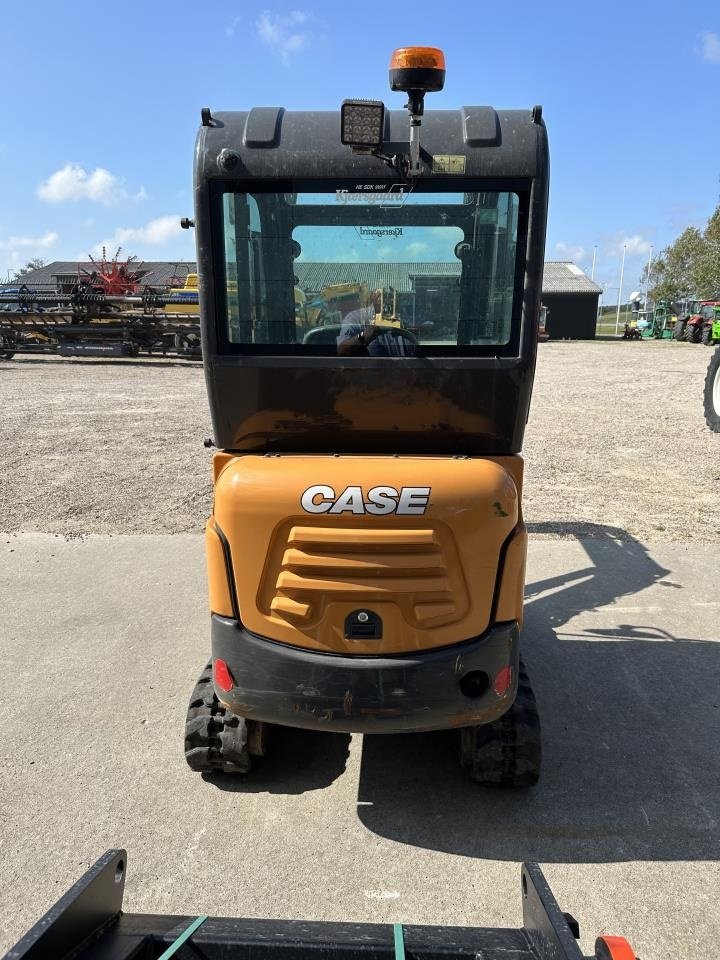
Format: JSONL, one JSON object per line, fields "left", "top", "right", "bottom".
{"left": 212, "top": 454, "right": 523, "bottom": 655}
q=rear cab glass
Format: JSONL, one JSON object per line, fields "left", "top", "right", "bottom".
{"left": 215, "top": 179, "right": 529, "bottom": 357}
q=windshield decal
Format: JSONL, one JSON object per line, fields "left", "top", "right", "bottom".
{"left": 335, "top": 183, "right": 412, "bottom": 206}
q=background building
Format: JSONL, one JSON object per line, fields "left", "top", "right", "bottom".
{"left": 541, "top": 262, "right": 602, "bottom": 339}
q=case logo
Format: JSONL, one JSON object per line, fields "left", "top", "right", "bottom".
{"left": 301, "top": 485, "right": 430, "bottom": 516}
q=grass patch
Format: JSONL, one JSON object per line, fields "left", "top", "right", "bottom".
{"left": 596, "top": 308, "right": 632, "bottom": 336}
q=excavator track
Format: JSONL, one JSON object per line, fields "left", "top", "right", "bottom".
{"left": 185, "top": 662, "right": 259, "bottom": 774}
{"left": 459, "top": 659, "right": 541, "bottom": 787}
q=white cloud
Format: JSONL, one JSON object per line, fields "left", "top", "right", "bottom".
{"left": 93, "top": 215, "right": 183, "bottom": 254}
{"left": 37, "top": 164, "right": 145, "bottom": 205}
{"left": 226, "top": 15, "right": 242, "bottom": 37}
{"left": 405, "top": 241, "right": 430, "bottom": 257}
{"left": 699, "top": 31, "right": 720, "bottom": 62}
{"left": 555, "top": 241, "right": 586, "bottom": 262}
{"left": 607, "top": 234, "right": 652, "bottom": 257}
{"left": 256, "top": 10, "right": 311, "bottom": 65}
{"left": 0, "top": 232, "right": 58, "bottom": 278}
{"left": 329, "top": 248, "right": 361, "bottom": 263}
{"left": 0, "top": 231, "right": 58, "bottom": 250}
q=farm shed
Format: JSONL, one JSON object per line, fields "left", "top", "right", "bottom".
{"left": 541, "top": 262, "right": 602, "bottom": 339}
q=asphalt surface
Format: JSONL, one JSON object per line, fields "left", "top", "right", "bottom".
{"left": 1, "top": 533, "right": 719, "bottom": 959}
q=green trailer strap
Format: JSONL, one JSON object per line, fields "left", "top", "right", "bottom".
{"left": 160, "top": 917, "right": 400, "bottom": 960}
{"left": 157, "top": 915, "right": 209, "bottom": 959}
{"left": 393, "top": 923, "right": 406, "bottom": 960}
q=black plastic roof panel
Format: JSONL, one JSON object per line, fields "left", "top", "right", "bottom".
{"left": 196, "top": 107, "right": 546, "bottom": 181}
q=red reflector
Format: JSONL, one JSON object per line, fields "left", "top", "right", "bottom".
{"left": 595, "top": 936, "right": 637, "bottom": 960}
{"left": 213, "top": 658, "right": 234, "bottom": 693}
{"left": 493, "top": 666, "right": 513, "bottom": 697}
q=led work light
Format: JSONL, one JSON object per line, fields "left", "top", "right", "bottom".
{"left": 340, "top": 99, "right": 385, "bottom": 150}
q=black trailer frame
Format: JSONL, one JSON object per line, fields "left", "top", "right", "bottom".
{"left": 3, "top": 850, "right": 620, "bottom": 960}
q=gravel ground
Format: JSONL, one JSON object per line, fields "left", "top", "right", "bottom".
{"left": 1, "top": 341, "right": 718, "bottom": 541}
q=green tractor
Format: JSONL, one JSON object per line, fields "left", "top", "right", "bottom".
{"left": 643, "top": 300, "right": 677, "bottom": 339}
{"left": 701, "top": 303, "right": 720, "bottom": 346}
{"left": 624, "top": 297, "right": 678, "bottom": 340}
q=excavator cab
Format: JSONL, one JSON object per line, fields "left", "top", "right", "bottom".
{"left": 186, "top": 47, "right": 549, "bottom": 785}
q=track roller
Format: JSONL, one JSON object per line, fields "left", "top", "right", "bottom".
{"left": 459, "top": 659, "right": 541, "bottom": 787}
{"left": 185, "top": 661, "right": 266, "bottom": 774}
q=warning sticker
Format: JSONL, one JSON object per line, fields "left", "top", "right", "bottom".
{"left": 432, "top": 155, "right": 467, "bottom": 174}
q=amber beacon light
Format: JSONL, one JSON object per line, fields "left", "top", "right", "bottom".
{"left": 389, "top": 46, "right": 446, "bottom": 99}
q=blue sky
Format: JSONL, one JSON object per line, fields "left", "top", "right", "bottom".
{"left": 1, "top": 0, "right": 718, "bottom": 303}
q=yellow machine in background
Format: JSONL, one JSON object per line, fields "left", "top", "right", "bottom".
{"left": 303, "top": 282, "right": 373, "bottom": 326}
{"left": 301, "top": 283, "right": 401, "bottom": 329}
{"left": 165, "top": 273, "right": 200, "bottom": 315}
{"left": 375, "top": 287, "right": 401, "bottom": 327}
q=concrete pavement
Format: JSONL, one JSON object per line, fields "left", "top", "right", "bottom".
{"left": 1, "top": 531, "right": 719, "bottom": 959}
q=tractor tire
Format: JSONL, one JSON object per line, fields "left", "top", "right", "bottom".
{"left": 704, "top": 348, "right": 720, "bottom": 433}
{"left": 459, "top": 659, "right": 541, "bottom": 787}
{"left": 702, "top": 324, "right": 713, "bottom": 346}
{"left": 185, "top": 661, "right": 263, "bottom": 774}
{"left": 684, "top": 324, "right": 698, "bottom": 343}
{"left": 673, "top": 320, "right": 686, "bottom": 341}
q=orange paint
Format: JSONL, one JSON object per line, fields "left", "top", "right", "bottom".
{"left": 595, "top": 937, "right": 637, "bottom": 960}
{"left": 210, "top": 454, "right": 526, "bottom": 655}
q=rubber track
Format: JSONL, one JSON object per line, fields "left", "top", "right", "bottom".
{"left": 461, "top": 660, "right": 542, "bottom": 787}
{"left": 184, "top": 661, "right": 251, "bottom": 774}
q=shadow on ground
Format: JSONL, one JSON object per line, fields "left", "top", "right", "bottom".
{"left": 356, "top": 523, "right": 720, "bottom": 862}
{"left": 203, "top": 727, "right": 350, "bottom": 795}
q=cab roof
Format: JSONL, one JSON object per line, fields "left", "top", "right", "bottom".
{"left": 195, "top": 107, "right": 548, "bottom": 182}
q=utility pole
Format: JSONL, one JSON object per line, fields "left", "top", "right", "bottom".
{"left": 591, "top": 244, "right": 598, "bottom": 281}
{"left": 615, "top": 244, "right": 627, "bottom": 336}
{"left": 645, "top": 245, "right": 654, "bottom": 308}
